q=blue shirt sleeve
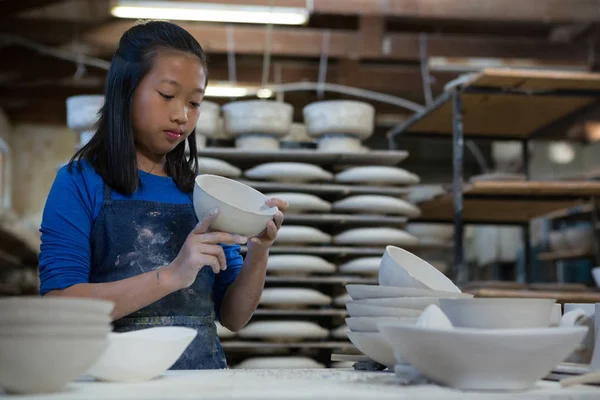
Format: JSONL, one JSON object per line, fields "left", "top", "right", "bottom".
{"left": 38, "top": 164, "right": 100, "bottom": 296}
{"left": 212, "top": 244, "right": 244, "bottom": 322}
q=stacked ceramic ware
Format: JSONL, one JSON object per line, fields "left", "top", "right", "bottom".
{"left": 344, "top": 246, "right": 472, "bottom": 370}
{"left": 0, "top": 297, "right": 113, "bottom": 394}
{"left": 66, "top": 94, "right": 104, "bottom": 149}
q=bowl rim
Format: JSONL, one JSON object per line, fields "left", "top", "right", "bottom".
{"left": 378, "top": 321, "right": 588, "bottom": 337}
{"left": 438, "top": 297, "right": 557, "bottom": 306}
{"left": 194, "top": 174, "right": 278, "bottom": 217}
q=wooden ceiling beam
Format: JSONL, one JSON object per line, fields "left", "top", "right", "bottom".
{"left": 0, "top": 0, "right": 64, "bottom": 16}
{"left": 83, "top": 21, "right": 588, "bottom": 63}
{"left": 170, "top": 0, "right": 600, "bottom": 23}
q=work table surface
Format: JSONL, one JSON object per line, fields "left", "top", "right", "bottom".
{"left": 2, "top": 369, "right": 600, "bottom": 399}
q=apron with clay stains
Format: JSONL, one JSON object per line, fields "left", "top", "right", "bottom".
{"left": 88, "top": 183, "right": 227, "bottom": 370}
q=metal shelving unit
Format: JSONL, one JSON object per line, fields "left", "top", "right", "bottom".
{"left": 388, "top": 68, "right": 600, "bottom": 284}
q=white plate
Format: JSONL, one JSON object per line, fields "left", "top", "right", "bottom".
{"left": 265, "top": 192, "right": 332, "bottom": 213}
{"left": 334, "top": 228, "right": 419, "bottom": 246}
{"left": 379, "top": 323, "right": 588, "bottom": 391}
{"left": 259, "top": 288, "right": 331, "bottom": 308}
{"left": 195, "top": 101, "right": 220, "bottom": 137}
{"left": 333, "top": 293, "right": 352, "bottom": 306}
{"left": 237, "top": 321, "right": 329, "bottom": 340}
{"left": 198, "top": 157, "right": 242, "bottom": 178}
{"left": 331, "top": 324, "right": 349, "bottom": 339}
{"left": 267, "top": 254, "right": 336, "bottom": 275}
{"left": 216, "top": 322, "right": 235, "bottom": 339}
{"left": 345, "top": 284, "right": 473, "bottom": 301}
{"left": 338, "top": 257, "right": 381, "bottom": 275}
{"left": 245, "top": 162, "right": 333, "bottom": 182}
{"left": 346, "top": 316, "right": 418, "bottom": 332}
{"left": 335, "top": 166, "right": 420, "bottom": 185}
{"left": 275, "top": 225, "right": 332, "bottom": 244}
{"left": 66, "top": 95, "right": 104, "bottom": 132}
{"left": 352, "top": 297, "right": 441, "bottom": 310}
{"left": 235, "top": 356, "right": 324, "bottom": 369}
{"left": 332, "top": 195, "right": 420, "bottom": 217}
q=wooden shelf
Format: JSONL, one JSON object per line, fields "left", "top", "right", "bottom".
{"left": 265, "top": 275, "right": 377, "bottom": 285}
{"left": 537, "top": 249, "right": 595, "bottom": 262}
{"left": 417, "top": 181, "right": 600, "bottom": 224}
{"left": 254, "top": 308, "right": 348, "bottom": 317}
{"left": 221, "top": 341, "right": 353, "bottom": 350}
{"left": 398, "top": 69, "right": 600, "bottom": 139}
{"left": 198, "top": 148, "right": 409, "bottom": 167}
{"left": 238, "top": 180, "right": 410, "bottom": 198}
{"left": 284, "top": 213, "right": 408, "bottom": 227}
{"left": 242, "top": 243, "right": 450, "bottom": 257}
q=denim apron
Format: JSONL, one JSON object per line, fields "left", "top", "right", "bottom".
{"left": 88, "top": 183, "right": 227, "bottom": 370}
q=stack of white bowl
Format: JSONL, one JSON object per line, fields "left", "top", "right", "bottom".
{"left": 344, "top": 246, "right": 473, "bottom": 370}
{"left": 377, "top": 299, "right": 589, "bottom": 391}
{"left": 0, "top": 296, "right": 113, "bottom": 394}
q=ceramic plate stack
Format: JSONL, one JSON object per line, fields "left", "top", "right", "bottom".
{"left": 66, "top": 94, "right": 104, "bottom": 150}
{"left": 0, "top": 297, "right": 114, "bottom": 394}
{"left": 344, "top": 246, "right": 473, "bottom": 370}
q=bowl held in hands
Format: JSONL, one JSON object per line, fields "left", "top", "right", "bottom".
{"left": 193, "top": 174, "right": 277, "bottom": 237}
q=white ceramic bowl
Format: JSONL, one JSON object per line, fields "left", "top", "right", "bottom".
{"left": 593, "top": 267, "right": 600, "bottom": 288}
{"left": 193, "top": 174, "right": 277, "bottom": 237}
{"left": 0, "top": 335, "right": 108, "bottom": 394}
{"left": 222, "top": 100, "right": 293, "bottom": 137}
{"left": 346, "top": 302, "right": 422, "bottom": 318}
{"left": 379, "top": 323, "right": 587, "bottom": 391}
{"left": 345, "top": 284, "right": 473, "bottom": 301}
{"left": 347, "top": 332, "right": 396, "bottom": 368}
{"left": 0, "top": 324, "right": 112, "bottom": 336}
{"left": 405, "top": 223, "right": 454, "bottom": 241}
{"left": 66, "top": 95, "right": 104, "bottom": 133}
{"left": 438, "top": 298, "right": 557, "bottom": 329}
{"left": 86, "top": 327, "right": 197, "bottom": 382}
{"left": 303, "top": 100, "right": 375, "bottom": 140}
{"left": 549, "top": 230, "right": 570, "bottom": 252}
{"left": 195, "top": 101, "right": 221, "bottom": 137}
{"left": 379, "top": 246, "right": 461, "bottom": 293}
{"left": 353, "top": 297, "right": 441, "bottom": 310}
{"left": 0, "top": 297, "right": 114, "bottom": 325}
{"left": 346, "top": 316, "right": 418, "bottom": 332}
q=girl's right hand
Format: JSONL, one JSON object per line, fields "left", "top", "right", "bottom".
{"left": 167, "top": 209, "right": 248, "bottom": 289}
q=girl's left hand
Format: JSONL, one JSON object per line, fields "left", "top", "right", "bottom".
{"left": 247, "top": 198, "right": 288, "bottom": 250}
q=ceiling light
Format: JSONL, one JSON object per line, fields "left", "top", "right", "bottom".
{"left": 205, "top": 84, "right": 250, "bottom": 98}
{"left": 111, "top": 1, "right": 310, "bottom": 25}
{"left": 256, "top": 88, "right": 273, "bottom": 99}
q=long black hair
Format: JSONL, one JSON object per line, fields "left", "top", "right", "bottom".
{"left": 69, "top": 20, "right": 208, "bottom": 195}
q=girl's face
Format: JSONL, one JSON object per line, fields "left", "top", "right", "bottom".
{"left": 131, "top": 49, "right": 207, "bottom": 158}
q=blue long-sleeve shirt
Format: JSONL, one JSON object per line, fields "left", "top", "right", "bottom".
{"left": 38, "top": 159, "right": 243, "bottom": 320}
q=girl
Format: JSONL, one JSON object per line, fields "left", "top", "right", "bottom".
{"left": 38, "top": 20, "right": 287, "bottom": 370}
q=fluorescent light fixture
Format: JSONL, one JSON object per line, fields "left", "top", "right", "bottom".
{"left": 111, "top": 1, "right": 309, "bottom": 25}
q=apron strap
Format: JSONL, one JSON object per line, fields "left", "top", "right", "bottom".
{"left": 103, "top": 184, "right": 112, "bottom": 201}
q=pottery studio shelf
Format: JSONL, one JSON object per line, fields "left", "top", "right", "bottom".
{"left": 284, "top": 213, "right": 407, "bottom": 227}
{"left": 253, "top": 308, "right": 348, "bottom": 317}
{"left": 537, "top": 249, "right": 595, "bottom": 262}
{"left": 465, "top": 287, "right": 600, "bottom": 304}
{"left": 265, "top": 275, "right": 377, "bottom": 285}
{"left": 198, "top": 148, "right": 408, "bottom": 168}
{"left": 221, "top": 341, "right": 354, "bottom": 350}
{"left": 389, "top": 68, "right": 600, "bottom": 283}
{"left": 241, "top": 242, "right": 449, "bottom": 257}
{"left": 238, "top": 180, "right": 410, "bottom": 199}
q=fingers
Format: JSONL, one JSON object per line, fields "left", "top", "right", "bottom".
{"left": 192, "top": 208, "right": 220, "bottom": 235}
{"left": 195, "top": 244, "right": 227, "bottom": 272}
{"left": 273, "top": 210, "right": 284, "bottom": 230}
{"left": 266, "top": 198, "right": 289, "bottom": 212}
{"left": 197, "top": 254, "right": 220, "bottom": 274}
{"left": 195, "top": 231, "right": 248, "bottom": 245}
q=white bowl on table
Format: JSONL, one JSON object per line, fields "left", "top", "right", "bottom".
{"left": 438, "top": 298, "right": 557, "bottom": 329}
{"left": 346, "top": 316, "right": 418, "bottom": 332}
{"left": 379, "top": 246, "right": 461, "bottom": 293}
{"left": 346, "top": 302, "right": 422, "bottom": 318}
{"left": 193, "top": 174, "right": 277, "bottom": 237}
{"left": 351, "top": 297, "right": 440, "bottom": 310}
{"left": 347, "top": 332, "right": 396, "bottom": 369}
{"left": 345, "top": 284, "right": 473, "bottom": 301}
{"left": 86, "top": 327, "right": 197, "bottom": 383}
{"left": 378, "top": 322, "right": 587, "bottom": 391}
{"left": 0, "top": 296, "right": 113, "bottom": 325}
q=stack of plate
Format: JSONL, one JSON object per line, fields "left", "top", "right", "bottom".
{"left": 0, "top": 297, "right": 113, "bottom": 394}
